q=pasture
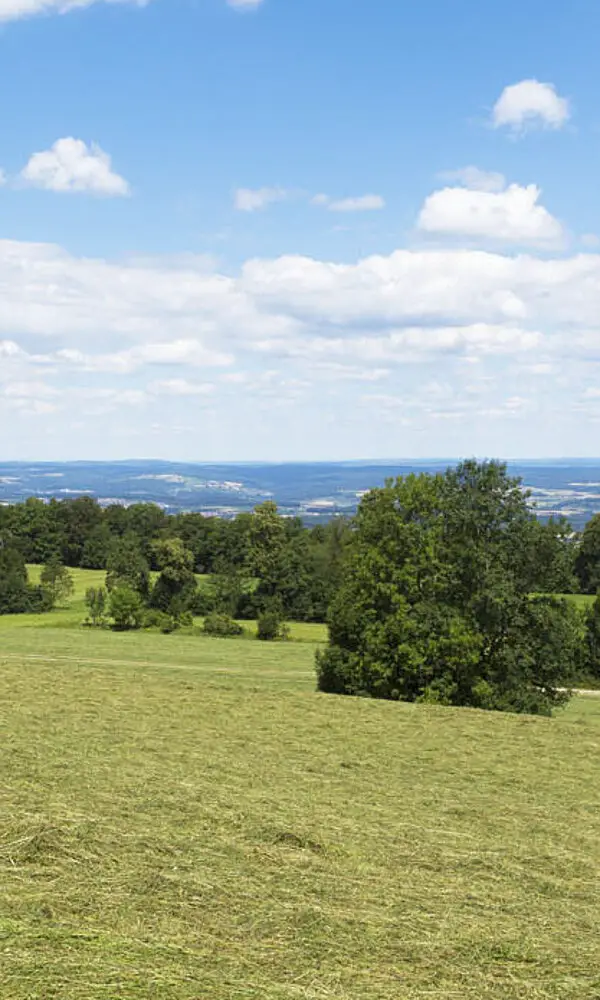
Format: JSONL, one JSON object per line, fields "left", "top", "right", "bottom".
{"left": 0, "top": 570, "right": 599, "bottom": 998}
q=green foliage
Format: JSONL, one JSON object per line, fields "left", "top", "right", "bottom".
{"left": 318, "top": 461, "right": 582, "bottom": 715}
{"left": 257, "top": 609, "right": 290, "bottom": 641}
{"left": 40, "top": 555, "right": 75, "bottom": 608}
{"left": 150, "top": 537, "right": 197, "bottom": 614}
{"left": 144, "top": 607, "right": 194, "bottom": 633}
{"left": 80, "top": 524, "right": 113, "bottom": 569}
{"left": 202, "top": 612, "right": 244, "bottom": 637}
{"left": 189, "top": 586, "right": 216, "bottom": 617}
{"left": 575, "top": 512, "right": 600, "bottom": 593}
{"left": 109, "top": 585, "right": 144, "bottom": 631}
{"left": 582, "top": 595, "right": 600, "bottom": 679}
{"left": 106, "top": 533, "right": 151, "bottom": 598}
{"left": 0, "top": 546, "right": 52, "bottom": 615}
{"left": 84, "top": 586, "right": 107, "bottom": 627}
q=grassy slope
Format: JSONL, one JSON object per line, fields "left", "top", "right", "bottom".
{"left": 1, "top": 610, "right": 600, "bottom": 998}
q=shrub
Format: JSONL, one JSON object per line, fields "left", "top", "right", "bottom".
{"left": 84, "top": 587, "right": 107, "bottom": 627}
{"left": 109, "top": 585, "right": 144, "bottom": 631}
{"left": 257, "top": 610, "right": 289, "bottom": 641}
{"left": 203, "top": 612, "right": 244, "bottom": 638}
{"left": 143, "top": 609, "right": 174, "bottom": 632}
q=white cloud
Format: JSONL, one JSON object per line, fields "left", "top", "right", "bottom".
{"left": 314, "top": 193, "right": 385, "bottom": 212}
{"left": 226, "top": 0, "right": 263, "bottom": 7}
{"left": 6, "top": 236, "right": 600, "bottom": 456}
{"left": 0, "top": 340, "right": 24, "bottom": 359}
{"left": 58, "top": 341, "right": 234, "bottom": 374}
{"left": 440, "top": 166, "right": 506, "bottom": 193}
{"left": 3, "top": 380, "right": 59, "bottom": 399}
{"left": 0, "top": 0, "right": 148, "bottom": 22}
{"left": 149, "top": 379, "right": 215, "bottom": 396}
{"left": 21, "top": 138, "right": 130, "bottom": 196}
{"left": 234, "top": 187, "right": 287, "bottom": 212}
{"left": 417, "top": 183, "right": 563, "bottom": 245}
{"left": 6, "top": 237, "right": 600, "bottom": 387}
{"left": 492, "top": 79, "right": 570, "bottom": 132}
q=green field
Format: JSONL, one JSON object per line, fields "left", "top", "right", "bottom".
{"left": 1, "top": 570, "right": 600, "bottom": 998}
{"left": 16, "top": 566, "right": 327, "bottom": 642}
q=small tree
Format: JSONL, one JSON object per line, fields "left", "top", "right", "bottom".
{"left": 109, "top": 585, "right": 144, "bottom": 631}
{"left": 40, "top": 555, "right": 74, "bottom": 608}
{"left": 85, "top": 586, "right": 107, "bottom": 627}
{"left": 257, "top": 608, "right": 289, "bottom": 641}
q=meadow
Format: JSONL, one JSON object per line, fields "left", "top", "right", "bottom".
{"left": 1, "top": 569, "right": 599, "bottom": 998}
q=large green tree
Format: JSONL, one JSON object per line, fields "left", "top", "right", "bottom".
{"left": 317, "top": 461, "right": 581, "bottom": 715}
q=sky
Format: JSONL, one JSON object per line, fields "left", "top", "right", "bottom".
{"left": 2, "top": 0, "right": 600, "bottom": 461}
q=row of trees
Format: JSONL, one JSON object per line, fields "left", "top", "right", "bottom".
{"left": 0, "top": 498, "right": 350, "bottom": 623}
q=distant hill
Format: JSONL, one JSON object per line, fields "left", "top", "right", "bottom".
{"left": 2, "top": 459, "right": 600, "bottom": 527}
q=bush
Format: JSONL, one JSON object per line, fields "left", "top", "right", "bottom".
{"left": 203, "top": 612, "right": 244, "bottom": 638}
{"left": 143, "top": 609, "right": 175, "bottom": 632}
{"left": 109, "top": 585, "right": 144, "bottom": 631}
{"left": 257, "top": 610, "right": 289, "bottom": 641}
{"left": 189, "top": 588, "right": 216, "bottom": 617}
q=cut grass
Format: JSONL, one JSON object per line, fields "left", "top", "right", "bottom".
{"left": 1, "top": 621, "right": 600, "bottom": 998}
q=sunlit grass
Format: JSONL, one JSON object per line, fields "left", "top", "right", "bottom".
{"left": 1, "top": 616, "right": 600, "bottom": 998}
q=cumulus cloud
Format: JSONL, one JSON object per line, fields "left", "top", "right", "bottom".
{"left": 313, "top": 193, "right": 385, "bottom": 212}
{"left": 417, "top": 183, "right": 563, "bottom": 245}
{"left": 492, "top": 79, "right": 570, "bottom": 132}
{"left": 6, "top": 236, "right": 600, "bottom": 455}
{"left": 234, "top": 187, "right": 287, "bottom": 212}
{"left": 21, "top": 138, "right": 130, "bottom": 196}
{"left": 6, "top": 237, "right": 600, "bottom": 391}
{"left": 0, "top": 0, "right": 148, "bottom": 22}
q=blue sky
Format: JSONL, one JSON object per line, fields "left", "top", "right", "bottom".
{"left": 1, "top": 0, "right": 600, "bottom": 460}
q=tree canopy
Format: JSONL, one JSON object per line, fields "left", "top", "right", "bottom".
{"left": 317, "top": 461, "right": 581, "bottom": 715}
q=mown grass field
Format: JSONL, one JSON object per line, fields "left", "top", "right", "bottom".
{"left": 1, "top": 570, "right": 599, "bottom": 998}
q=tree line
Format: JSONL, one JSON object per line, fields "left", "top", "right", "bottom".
{"left": 0, "top": 497, "right": 350, "bottom": 626}
{"left": 4, "top": 463, "right": 600, "bottom": 712}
